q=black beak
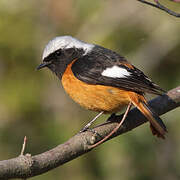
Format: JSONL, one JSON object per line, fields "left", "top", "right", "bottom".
{"left": 36, "top": 61, "right": 51, "bottom": 70}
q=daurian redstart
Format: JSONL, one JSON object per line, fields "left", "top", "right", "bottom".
{"left": 37, "top": 36, "right": 167, "bottom": 139}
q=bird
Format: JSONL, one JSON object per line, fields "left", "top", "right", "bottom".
{"left": 37, "top": 35, "right": 167, "bottom": 139}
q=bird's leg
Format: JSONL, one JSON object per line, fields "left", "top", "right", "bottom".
{"left": 90, "top": 102, "right": 132, "bottom": 148}
{"left": 79, "top": 111, "right": 104, "bottom": 133}
{"left": 107, "top": 113, "right": 116, "bottom": 122}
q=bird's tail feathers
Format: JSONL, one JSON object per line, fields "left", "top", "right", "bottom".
{"left": 128, "top": 93, "right": 167, "bottom": 139}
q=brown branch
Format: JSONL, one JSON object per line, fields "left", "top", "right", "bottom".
{"left": 0, "top": 86, "right": 179, "bottom": 179}
{"left": 137, "top": 0, "right": 180, "bottom": 17}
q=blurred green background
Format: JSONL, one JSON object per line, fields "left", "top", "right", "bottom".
{"left": 0, "top": 0, "right": 180, "bottom": 179}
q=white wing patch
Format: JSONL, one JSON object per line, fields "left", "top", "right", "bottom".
{"left": 42, "top": 36, "right": 94, "bottom": 60}
{"left": 101, "top": 66, "right": 131, "bottom": 78}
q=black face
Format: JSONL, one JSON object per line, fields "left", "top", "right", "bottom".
{"left": 37, "top": 48, "right": 84, "bottom": 79}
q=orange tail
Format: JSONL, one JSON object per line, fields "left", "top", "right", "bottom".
{"left": 128, "top": 92, "right": 167, "bottom": 139}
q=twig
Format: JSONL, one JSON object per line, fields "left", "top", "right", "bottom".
{"left": 20, "top": 136, "right": 28, "bottom": 180}
{"left": 137, "top": 0, "right": 180, "bottom": 17}
{"left": 20, "top": 136, "right": 27, "bottom": 156}
{"left": 89, "top": 102, "right": 132, "bottom": 148}
{"left": 167, "top": 0, "right": 180, "bottom": 2}
{"left": 0, "top": 86, "right": 179, "bottom": 179}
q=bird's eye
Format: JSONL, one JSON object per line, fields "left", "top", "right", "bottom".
{"left": 55, "top": 50, "right": 61, "bottom": 57}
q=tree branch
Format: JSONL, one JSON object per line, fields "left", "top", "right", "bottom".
{"left": 0, "top": 86, "right": 179, "bottom": 179}
{"left": 137, "top": 0, "right": 180, "bottom": 17}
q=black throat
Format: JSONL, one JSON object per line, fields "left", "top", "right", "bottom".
{"left": 43, "top": 48, "right": 85, "bottom": 80}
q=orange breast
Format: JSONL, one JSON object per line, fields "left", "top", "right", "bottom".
{"left": 61, "top": 61, "right": 130, "bottom": 113}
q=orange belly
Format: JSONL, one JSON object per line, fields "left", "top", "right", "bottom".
{"left": 61, "top": 61, "right": 130, "bottom": 113}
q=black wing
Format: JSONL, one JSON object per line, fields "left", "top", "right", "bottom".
{"left": 71, "top": 47, "right": 165, "bottom": 95}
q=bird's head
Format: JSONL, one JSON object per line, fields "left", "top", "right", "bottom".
{"left": 37, "top": 36, "right": 94, "bottom": 79}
